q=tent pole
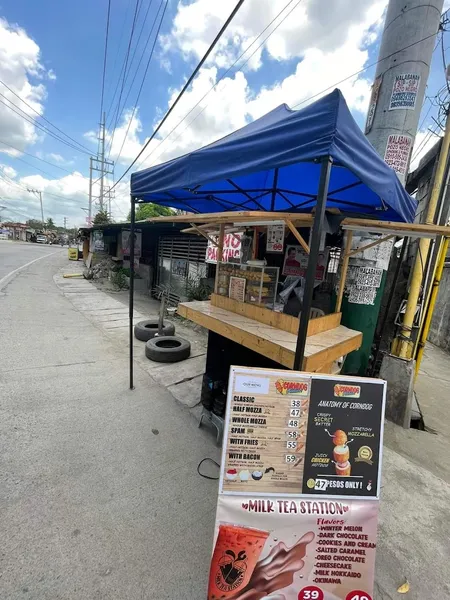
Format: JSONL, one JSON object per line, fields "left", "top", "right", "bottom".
{"left": 129, "top": 196, "right": 136, "bottom": 390}
{"left": 293, "top": 156, "right": 332, "bottom": 371}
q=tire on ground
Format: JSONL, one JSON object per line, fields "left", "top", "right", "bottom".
{"left": 134, "top": 319, "right": 175, "bottom": 342}
{"left": 145, "top": 336, "right": 191, "bottom": 363}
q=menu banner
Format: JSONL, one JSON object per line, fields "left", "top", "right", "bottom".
{"left": 209, "top": 494, "right": 378, "bottom": 600}
{"left": 302, "top": 378, "right": 384, "bottom": 497}
{"left": 220, "top": 368, "right": 385, "bottom": 499}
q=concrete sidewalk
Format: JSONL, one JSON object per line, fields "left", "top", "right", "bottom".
{"left": 54, "top": 262, "right": 208, "bottom": 416}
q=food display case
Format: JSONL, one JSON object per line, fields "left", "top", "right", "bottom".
{"left": 216, "top": 262, "right": 279, "bottom": 307}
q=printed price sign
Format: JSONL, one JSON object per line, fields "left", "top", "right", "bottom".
{"left": 267, "top": 223, "right": 285, "bottom": 253}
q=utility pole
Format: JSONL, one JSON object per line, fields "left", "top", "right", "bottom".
{"left": 338, "top": 0, "right": 444, "bottom": 376}
{"left": 63, "top": 217, "right": 67, "bottom": 230}
{"left": 27, "top": 188, "right": 45, "bottom": 228}
{"left": 99, "top": 112, "right": 106, "bottom": 212}
{"left": 366, "top": 0, "right": 444, "bottom": 184}
{"left": 88, "top": 157, "right": 93, "bottom": 226}
{"left": 88, "top": 113, "right": 113, "bottom": 221}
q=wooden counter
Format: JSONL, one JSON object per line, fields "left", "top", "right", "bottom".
{"left": 178, "top": 300, "right": 362, "bottom": 372}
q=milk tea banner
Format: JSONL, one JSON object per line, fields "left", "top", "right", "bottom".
{"left": 208, "top": 367, "right": 386, "bottom": 600}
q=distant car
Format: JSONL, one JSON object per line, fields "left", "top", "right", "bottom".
{"left": 36, "top": 235, "right": 47, "bottom": 244}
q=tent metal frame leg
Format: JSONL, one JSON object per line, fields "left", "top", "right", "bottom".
{"left": 293, "top": 156, "right": 332, "bottom": 371}
{"left": 129, "top": 196, "right": 136, "bottom": 390}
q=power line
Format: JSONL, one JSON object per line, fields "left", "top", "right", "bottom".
{"left": 115, "top": 0, "right": 168, "bottom": 165}
{"left": 107, "top": 0, "right": 142, "bottom": 155}
{"left": 0, "top": 94, "right": 92, "bottom": 156}
{"left": 109, "top": 0, "right": 157, "bottom": 137}
{"left": 292, "top": 29, "right": 444, "bottom": 110}
{"left": 111, "top": 0, "right": 246, "bottom": 192}
{"left": 99, "top": 0, "right": 112, "bottom": 125}
{"left": 0, "top": 139, "right": 76, "bottom": 174}
{"left": 108, "top": 0, "right": 161, "bottom": 160}
{"left": 0, "top": 79, "right": 92, "bottom": 154}
{"left": 135, "top": 0, "right": 303, "bottom": 171}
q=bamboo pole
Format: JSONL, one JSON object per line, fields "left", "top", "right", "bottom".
{"left": 214, "top": 223, "right": 225, "bottom": 294}
{"left": 335, "top": 231, "right": 353, "bottom": 313}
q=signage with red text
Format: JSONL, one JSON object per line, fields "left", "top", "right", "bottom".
{"left": 206, "top": 232, "right": 242, "bottom": 263}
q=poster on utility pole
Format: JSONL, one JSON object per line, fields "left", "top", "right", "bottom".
{"left": 208, "top": 367, "right": 386, "bottom": 600}
{"left": 389, "top": 73, "right": 420, "bottom": 110}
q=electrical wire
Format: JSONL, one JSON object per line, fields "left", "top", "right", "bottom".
{"left": 197, "top": 458, "right": 220, "bottom": 480}
{"left": 99, "top": 0, "right": 112, "bottom": 125}
{"left": 0, "top": 79, "right": 92, "bottom": 155}
{"left": 110, "top": 0, "right": 246, "bottom": 192}
{"left": 115, "top": 0, "right": 168, "bottom": 165}
{"left": 135, "top": 0, "right": 303, "bottom": 171}
{"left": 107, "top": 0, "right": 142, "bottom": 155}
{"left": 0, "top": 95, "right": 92, "bottom": 157}
{"left": 108, "top": 0, "right": 157, "bottom": 142}
{"left": 0, "top": 139, "right": 78, "bottom": 175}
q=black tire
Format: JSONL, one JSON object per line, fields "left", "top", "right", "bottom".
{"left": 145, "top": 336, "right": 191, "bottom": 363}
{"left": 134, "top": 319, "right": 175, "bottom": 342}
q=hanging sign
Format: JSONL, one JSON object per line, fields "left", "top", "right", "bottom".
{"left": 92, "top": 230, "right": 104, "bottom": 252}
{"left": 365, "top": 74, "right": 382, "bottom": 133}
{"left": 206, "top": 233, "right": 242, "bottom": 263}
{"left": 229, "top": 276, "right": 246, "bottom": 302}
{"left": 283, "top": 245, "right": 329, "bottom": 282}
{"left": 122, "top": 229, "right": 142, "bottom": 258}
{"left": 389, "top": 73, "right": 420, "bottom": 110}
{"left": 384, "top": 134, "right": 412, "bottom": 177}
{"left": 266, "top": 223, "right": 285, "bottom": 253}
{"left": 208, "top": 367, "right": 386, "bottom": 600}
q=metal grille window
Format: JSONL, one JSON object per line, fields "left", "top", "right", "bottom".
{"left": 157, "top": 236, "right": 208, "bottom": 302}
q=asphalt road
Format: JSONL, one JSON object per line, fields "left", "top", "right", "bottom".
{"left": 0, "top": 241, "right": 62, "bottom": 287}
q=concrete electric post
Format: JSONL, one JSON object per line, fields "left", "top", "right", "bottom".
{"left": 339, "top": 0, "right": 444, "bottom": 376}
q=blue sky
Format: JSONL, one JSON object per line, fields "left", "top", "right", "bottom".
{"left": 0, "top": 0, "right": 448, "bottom": 227}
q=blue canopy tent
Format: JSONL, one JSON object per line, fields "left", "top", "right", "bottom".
{"left": 131, "top": 89, "right": 416, "bottom": 222}
{"left": 127, "top": 89, "right": 416, "bottom": 388}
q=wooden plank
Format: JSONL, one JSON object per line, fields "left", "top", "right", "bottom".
{"left": 188, "top": 223, "right": 218, "bottom": 246}
{"left": 285, "top": 219, "right": 310, "bottom": 254}
{"left": 210, "top": 294, "right": 341, "bottom": 336}
{"left": 346, "top": 234, "right": 395, "bottom": 258}
{"left": 335, "top": 231, "right": 352, "bottom": 313}
{"left": 214, "top": 224, "right": 225, "bottom": 294}
{"left": 342, "top": 217, "right": 450, "bottom": 237}
{"left": 146, "top": 211, "right": 314, "bottom": 226}
{"left": 177, "top": 301, "right": 361, "bottom": 371}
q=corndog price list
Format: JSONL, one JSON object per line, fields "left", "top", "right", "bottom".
{"left": 222, "top": 373, "right": 312, "bottom": 494}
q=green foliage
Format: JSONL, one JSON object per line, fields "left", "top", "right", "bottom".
{"left": 111, "top": 269, "right": 128, "bottom": 289}
{"left": 93, "top": 210, "right": 111, "bottom": 225}
{"left": 46, "top": 217, "right": 55, "bottom": 229}
{"left": 127, "top": 203, "right": 175, "bottom": 221}
{"left": 26, "top": 219, "right": 45, "bottom": 230}
{"left": 186, "top": 275, "right": 212, "bottom": 301}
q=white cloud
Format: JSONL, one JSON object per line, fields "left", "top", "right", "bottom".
{"left": 164, "top": 0, "right": 386, "bottom": 71}
{"left": 409, "top": 129, "right": 442, "bottom": 172}
{"left": 1, "top": 164, "right": 17, "bottom": 178}
{"left": 0, "top": 18, "right": 49, "bottom": 153}
{"left": 47, "top": 68, "right": 57, "bottom": 81}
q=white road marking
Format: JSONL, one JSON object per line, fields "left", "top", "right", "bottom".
{"left": 0, "top": 250, "right": 62, "bottom": 290}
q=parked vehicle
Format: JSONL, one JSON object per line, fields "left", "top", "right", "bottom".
{"left": 36, "top": 235, "right": 47, "bottom": 244}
